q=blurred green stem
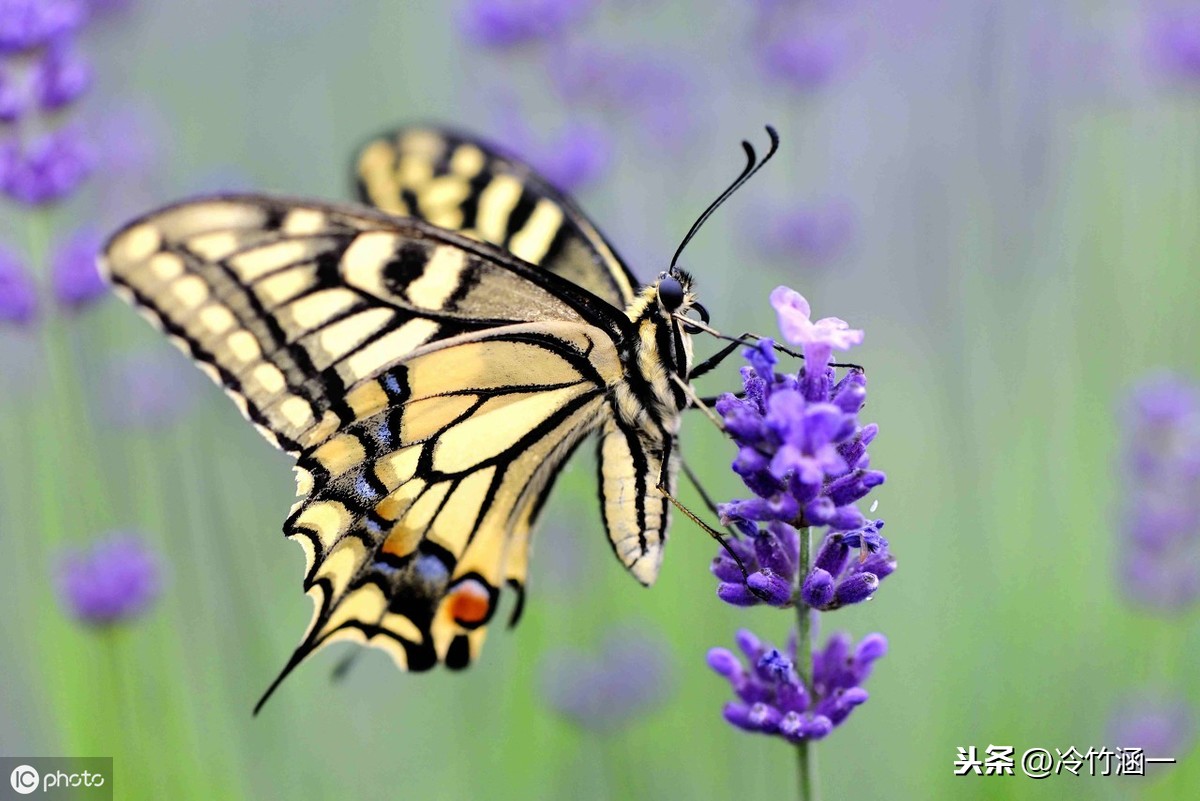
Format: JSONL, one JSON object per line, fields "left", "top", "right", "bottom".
{"left": 795, "top": 525, "right": 816, "bottom": 801}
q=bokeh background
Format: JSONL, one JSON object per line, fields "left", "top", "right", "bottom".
{"left": 2, "top": 1, "right": 1199, "bottom": 799}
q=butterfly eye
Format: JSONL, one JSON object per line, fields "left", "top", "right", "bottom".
{"left": 657, "top": 276, "right": 685, "bottom": 311}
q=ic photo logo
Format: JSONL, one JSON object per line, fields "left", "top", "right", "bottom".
{"left": 3, "top": 760, "right": 110, "bottom": 797}
{"left": 9, "top": 765, "right": 39, "bottom": 795}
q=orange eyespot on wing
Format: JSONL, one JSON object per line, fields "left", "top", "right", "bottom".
{"left": 447, "top": 579, "right": 494, "bottom": 627}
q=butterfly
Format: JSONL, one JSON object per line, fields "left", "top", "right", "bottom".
{"left": 101, "top": 124, "right": 778, "bottom": 711}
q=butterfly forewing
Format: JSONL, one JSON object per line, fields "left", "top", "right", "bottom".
{"left": 101, "top": 195, "right": 623, "bottom": 453}
{"left": 355, "top": 125, "right": 638, "bottom": 308}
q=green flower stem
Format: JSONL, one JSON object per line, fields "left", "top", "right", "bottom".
{"left": 795, "top": 525, "right": 817, "bottom": 801}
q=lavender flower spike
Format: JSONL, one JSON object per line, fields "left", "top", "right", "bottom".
{"left": 1118, "top": 372, "right": 1200, "bottom": 612}
{"left": 56, "top": 531, "right": 163, "bottom": 626}
{"left": 540, "top": 625, "right": 672, "bottom": 731}
{"left": 707, "top": 287, "right": 893, "bottom": 767}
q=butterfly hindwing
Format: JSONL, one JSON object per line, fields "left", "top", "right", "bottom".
{"left": 262, "top": 323, "right": 619, "bottom": 705}
{"left": 354, "top": 125, "right": 639, "bottom": 309}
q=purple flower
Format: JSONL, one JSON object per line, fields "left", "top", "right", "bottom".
{"left": 0, "top": 243, "right": 36, "bottom": 325}
{"left": 711, "top": 521, "right": 799, "bottom": 608}
{"left": 753, "top": 1, "right": 864, "bottom": 90}
{"left": 761, "top": 30, "right": 855, "bottom": 90}
{"left": 710, "top": 291, "right": 882, "bottom": 601}
{"left": 528, "top": 123, "right": 610, "bottom": 192}
{"left": 1147, "top": 7, "right": 1200, "bottom": 82}
{"left": 50, "top": 226, "right": 106, "bottom": 309}
{"left": 1108, "top": 694, "right": 1196, "bottom": 757}
{"left": 458, "top": 0, "right": 591, "bottom": 48}
{"left": 0, "top": 125, "right": 93, "bottom": 204}
{"left": 99, "top": 347, "right": 199, "bottom": 428}
{"left": 802, "top": 520, "right": 894, "bottom": 610}
{"left": 55, "top": 531, "right": 162, "bottom": 626}
{"left": 551, "top": 46, "right": 695, "bottom": 149}
{"left": 0, "top": 66, "right": 25, "bottom": 122}
{"left": 748, "top": 196, "right": 856, "bottom": 264}
{"left": 32, "top": 39, "right": 91, "bottom": 110}
{"left": 708, "top": 629, "right": 885, "bottom": 742}
{"left": 1118, "top": 372, "right": 1200, "bottom": 612}
{"left": 706, "top": 288, "right": 891, "bottom": 752}
{"left": 0, "top": 0, "right": 86, "bottom": 54}
{"left": 770, "top": 285, "right": 864, "bottom": 370}
{"left": 540, "top": 625, "right": 672, "bottom": 731}
{"left": 494, "top": 114, "right": 611, "bottom": 193}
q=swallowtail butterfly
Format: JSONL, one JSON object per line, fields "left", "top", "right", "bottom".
{"left": 101, "top": 125, "right": 778, "bottom": 711}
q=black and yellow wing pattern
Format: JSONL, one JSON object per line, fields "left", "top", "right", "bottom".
{"left": 355, "top": 125, "right": 638, "bottom": 308}
{"left": 102, "top": 127, "right": 697, "bottom": 709}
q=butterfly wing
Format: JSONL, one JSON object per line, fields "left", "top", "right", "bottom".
{"left": 101, "top": 195, "right": 633, "bottom": 701}
{"left": 275, "top": 322, "right": 619, "bottom": 706}
{"left": 354, "top": 125, "right": 639, "bottom": 308}
{"left": 102, "top": 194, "right": 628, "bottom": 454}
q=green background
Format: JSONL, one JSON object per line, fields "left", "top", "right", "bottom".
{"left": 1, "top": 2, "right": 1197, "bottom": 799}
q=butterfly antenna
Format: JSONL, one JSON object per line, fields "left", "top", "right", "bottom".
{"left": 669, "top": 125, "right": 780, "bottom": 272}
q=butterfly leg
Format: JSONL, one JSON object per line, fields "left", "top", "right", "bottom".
{"left": 671, "top": 374, "right": 724, "bottom": 429}
{"left": 688, "top": 339, "right": 743, "bottom": 380}
{"left": 694, "top": 392, "right": 744, "bottom": 407}
{"left": 681, "top": 320, "right": 863, "bottom": 373}
{"left": 655, "top": 438, "right": 771, "bottom": 602}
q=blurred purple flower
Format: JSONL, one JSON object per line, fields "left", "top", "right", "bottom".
{"left": 0, "top": 243, "right": 37, "bottom": 324}
{"left": 1118, "top": 372, "right": 1200, "bottom": 612}
{"left": 1147, "top": 7, "right": 1200, "bottom": 82}
{"left": 0, "top": 125, "right": 93, "bottom": 204}
{"left": 749, "top": 197, "right": 857, "bottom": 264}
{"left": 540, "top": 625, "right": 672, "bottom": 731}
{"left": 0, "top": 66, "right": 24, "bottom": 122}
{"left": 32, "top": 39, "right": 90, "bottom": 110}
{"left": 753, "top": 0, "right": 864, "bottom": 90}
{"left": 100, "top": 348, "right": 199, "bottom": 429}
{"left": 495, "top": 114, "right": 611, "bottom": 192}
{"left": 761, "top": 30, "right": 853, "bottom": 89}
{"left": 50, "top": 226, "right": 106, "bottom": 309}
{"left": 708, "top": 628, "right": 885, "bottom": 742}
{"left": 56, "top": 531, "right": 162, "bottom": 626}
{"left": 0, "top": 0, "right": 86, "bottom": 54}
{"left": 458, "top": 0, "right": 591, "bottom": 48}
{"left": 552, "top": 46, "right": 695, "bottom": 148}
{"left": 529, "top": 123, "right": 610, "bottom": 192}
{"left": 1108, "top": 694, "right": 1196, "bottom": 757}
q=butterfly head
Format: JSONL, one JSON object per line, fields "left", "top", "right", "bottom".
{"left": 658, "top": 269, "right": 709, "bottom": 329}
